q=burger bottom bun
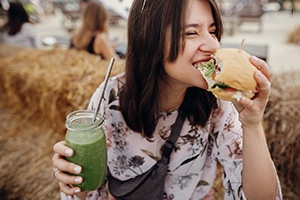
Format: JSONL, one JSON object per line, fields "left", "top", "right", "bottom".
{"left": 209, "top": 87, "right": 255, "bottom": 102}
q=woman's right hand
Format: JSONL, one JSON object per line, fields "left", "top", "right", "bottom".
{"left": 52, "top": 141, "right": 85, "bottom": 196}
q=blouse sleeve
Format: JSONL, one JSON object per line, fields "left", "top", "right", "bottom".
{"left": 212, "top": 101, "right": 282, "bottom": 199}
{"left": 87, "top": 82, "right": 104, "bottom": 112}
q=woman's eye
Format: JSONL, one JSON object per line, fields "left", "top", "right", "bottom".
{"left": 185, "top": 31, "right": 197, "bottom": 36}
{"left": 209, "top": 29, "right": 217, "bottom": 36}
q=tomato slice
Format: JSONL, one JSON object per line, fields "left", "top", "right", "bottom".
{"left": 211, "top": 72, "right": 216, "bottom": 80}
{"left": 224, "top": 87, "right": 237, "bottom": 92}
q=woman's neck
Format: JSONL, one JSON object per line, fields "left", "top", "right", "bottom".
{"left": 159, "top": 81, "right": 187, "bottom": 112}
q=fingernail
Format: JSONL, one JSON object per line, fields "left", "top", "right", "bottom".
{"left": 74, "top": 189, "right": 81, "bottom": 193}
{"left": 75, "top": 177, "right": 82, "bottom": 183}
{"left": 74, "top": 166, "right": 81, "bottom": 174}
{"left": 256, "top": 70, "right": 263, "bottom": 78}
{"left": 251, "top": 56, "right": 261, "bottom": 69}
{"left": 251, "top": 55, "right": 258, "bottom": 62}
{"left": 65, "top": 149, "right": 72, "bottom": 156}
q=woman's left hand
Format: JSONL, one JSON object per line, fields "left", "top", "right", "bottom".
{"left": 233, "top": 56, "right": 272, "bottom": 126}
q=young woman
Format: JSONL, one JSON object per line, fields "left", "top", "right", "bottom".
{"left": 52, "top": 0, "right": 282, "bottom": 199}
{"left": 0, "top": 2, "right": 37, "bottom": 48}
{"left": 70, "top": 0, "right": 119, "bottom": 60}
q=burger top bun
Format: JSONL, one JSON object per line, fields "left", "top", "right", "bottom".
{"left": 214, "top": 48, "right": 258, "bottom": 92}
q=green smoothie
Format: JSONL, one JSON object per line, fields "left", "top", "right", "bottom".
{"left": 65, "top": 110, "right": 107, "bottom": 191}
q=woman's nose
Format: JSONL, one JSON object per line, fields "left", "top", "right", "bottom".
{"left": 199, "top": 33, "right": 219, "bottom": 53}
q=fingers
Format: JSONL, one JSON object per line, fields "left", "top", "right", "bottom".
{"left": 250, "top": 56, "right": 272, "bottom": 97}
{"left": 258, "top": 81, "right": 271, "bottom": 91}
{"left": 53, "top": 141, "right": 73, "bottom": 157}
{"left": 52, "top": 152, "right": 82, "bottom": 175}
{"left": 235, "top": 57, "right": 271, "bottom": 126}
{"left": 59, "top": 182, "right": 81, "bottom": 196}
{"left": 255, "top": 70, "right": 271, "bottom": 96}
{"left": 55, "top": 168, "right": 83, "bottom": 185}
{"left": 52, "top": 141, "right": 81, "bottom": 175}
{"left": 52, "top": 141, "right": 83, "bottom": 195}
{"left": 237, "top": 70, "right": 270, "bottom": 114}
{"left": 250, "top": 56, "right": 272, "bottom": 81}
{"left": 238, "top": 95, "right": 255, "bottom": 111}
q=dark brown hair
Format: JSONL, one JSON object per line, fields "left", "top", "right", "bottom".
{"left": 120, "top": 0, "right": 223, "bottom": 138}
{"left": 0, "top": 2, "right": 31, "bottom": 35}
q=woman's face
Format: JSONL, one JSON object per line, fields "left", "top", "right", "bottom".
{"left": 163, "top": 0, "right": 220, "bottom": 90}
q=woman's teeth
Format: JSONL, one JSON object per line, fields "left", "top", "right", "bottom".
{"left": 193, "top": 63, "right": 200, "bottom": 69}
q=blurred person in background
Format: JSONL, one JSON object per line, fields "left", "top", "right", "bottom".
{"left": 79, "top": 0, "right": 89, "bottom": 10}
{"left": 70, "top": 0, "right": 120, "bottom": 60}
{"left": 41, "top": 0, "right": 54, "bottom": 16}
{"left": 23, "top": 0, "right": 44, "bottom": 22}
{"left": 0, "top": 1, "right": 37, "bottom": 48}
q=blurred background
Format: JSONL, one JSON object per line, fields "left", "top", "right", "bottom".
{"left": 0, "top": 0, "right": 299, "bottom": 199}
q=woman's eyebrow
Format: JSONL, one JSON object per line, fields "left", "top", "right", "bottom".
{"left": 185, "top": 21, "right": 216, "bottom": 29}
{"left": 209, "top": 22, "right": 217, "bottom": 28}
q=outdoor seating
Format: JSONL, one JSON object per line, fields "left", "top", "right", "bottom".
{"left": 237, "top": 5, "right": 264, "bottom": 32}
{"left": 219, "top": 1, "right": 265, "bottom": 35}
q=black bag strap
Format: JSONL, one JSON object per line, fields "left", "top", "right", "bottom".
{"left": 161, "top": 107, "right": 185, "bottom": 164}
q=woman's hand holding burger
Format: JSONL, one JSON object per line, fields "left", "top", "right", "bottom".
{"left": 197, "top": 48, "right": 272, "bottom": 126}
{"left": 235, "top": 55, "right": 271, "bottom": 127}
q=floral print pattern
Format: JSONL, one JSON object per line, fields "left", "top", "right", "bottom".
{"left": 62, "top": 73, "right": 282, "bottom": 200}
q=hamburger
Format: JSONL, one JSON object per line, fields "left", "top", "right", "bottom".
{"left": 197, "top": 48, "right": 258, "bottom": 101}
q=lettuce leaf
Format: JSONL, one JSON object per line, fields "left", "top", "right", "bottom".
{"left": 211, "top": 82, "right": 230, "bottom": 89}
{"left": 201, "top": 60, "right": 215, "bottom": 78}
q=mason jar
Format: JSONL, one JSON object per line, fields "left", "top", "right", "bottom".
{"left": 65, "top": 110, "right": 107, "bottom": 191}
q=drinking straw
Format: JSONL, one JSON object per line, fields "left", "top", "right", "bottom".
{"left": 92, "top": 58, "right": 115, "bottom": 122}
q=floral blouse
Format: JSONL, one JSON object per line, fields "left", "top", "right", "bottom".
{"left": 61, "top": 73, "right": 282, "bottom": 200}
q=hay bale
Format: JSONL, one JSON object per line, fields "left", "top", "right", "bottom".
{"left": 0, "top": 46, "right": 125, "bottom": 133}
{"left": 0, "top": 44, "right": 27, "bottom": 58}
{"left": 212, "top": 163, "right": 224, "bottom": 199}
{"left": 264, "top": 70, "right": 300, "bottom": 199}
{"left": 287, "top": 25, "right": 300, "bottom": 45}
{"left": 0, "top": 46, "right": 125, "bottom": 199}
{"left": 0, "top": 106, "right": 63, "bottom": 200}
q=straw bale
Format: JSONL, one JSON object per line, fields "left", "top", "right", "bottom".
{"left": 0, "top": 46, "right": 125, "bottom": 134}
{"left": 263, "top": 70, "right": 300, "bottom": 199}
{"left": 212, "top": 163, "right": 224, "bottom": 199}
{"left": 0, "top": 45, "right": 124, "bottom": 198}
{"left": 0, "top": 44, "right": 27, "bottom": 58}
{"left": 287, "top": 25, "right": 300, "bottom": 45}
{"left": 0, "top": 106, "right": 63, "bottom": 200}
